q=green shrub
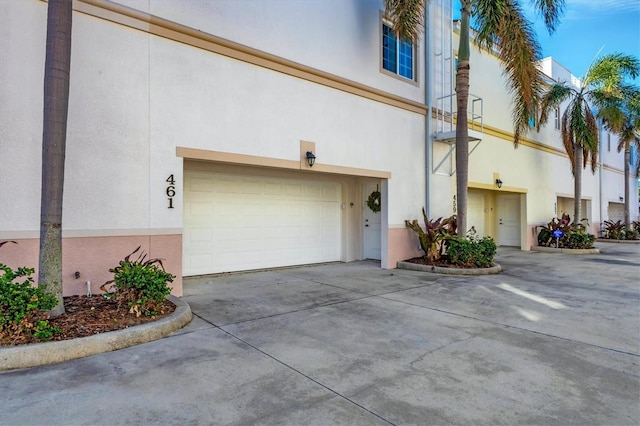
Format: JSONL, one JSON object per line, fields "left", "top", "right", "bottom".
{"left": 565, "top": 231, "right": 596, "bottom": 249}
{"left": 102, "top": 246, "right": 174, "bottom": 317}
{"left": 625, "top": 229, "right": 638, "bottom": 240}
{"left": 445, "top": 236, "right": 497, "bottom": 268}
{"left": 0, "top": 262, "right": 60, "bottom": 343}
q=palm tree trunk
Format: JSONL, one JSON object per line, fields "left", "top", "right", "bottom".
{"left": 573, "top": 144, "right": 582, "bottom": 224}
{"left": 624, "top": 145, "right": 630, "bottom": 228}
{"left": 39, "top": 0, "right": 73, "bottom": 316}
{"left": 455, "top": 1, "right": 471, "bottom": 235}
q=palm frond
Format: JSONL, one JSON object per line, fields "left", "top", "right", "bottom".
{"left": 561, "top": 109, "right": 575, "bottom": 174}
{"left": 384, "top": 0, "right": 425, "bottom": 44}
{"left": 529, "top": 0, "right": 565, "bottom": 34}
{"left": 537, "top": 83, "right": 571, "bottom": 130}
{"left": 585, "top": 53, "right": 640, "bottom": 91}
{"left": 584, "top": 108, "right": 599, "bottom": 173}
{"left": 474, "top": 0, "right": 547, "bottom": 145}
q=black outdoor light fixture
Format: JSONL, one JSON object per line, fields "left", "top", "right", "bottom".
{"left": 496, "top": 178, "right": 503, "bottom": 189}
{"left": 306, "top": 151, "right": 316, "bottom": 167}
{"left": 620, "top": 196, "right": 624, "bottom": 202}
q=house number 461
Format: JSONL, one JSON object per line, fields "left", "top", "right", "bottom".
{"left": 166, "top": 174, "right": 176, "bottom": 209}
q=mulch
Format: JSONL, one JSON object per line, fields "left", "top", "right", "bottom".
{"left": 1, "top": 295, "right": 176, "bottom": 347}
{"left": 403, "top": 256, "right": 480, "bottom": 269}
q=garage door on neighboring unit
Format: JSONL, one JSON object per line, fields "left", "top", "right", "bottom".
{"left": 183, "top": 170, "right": 342, "bottom": 276}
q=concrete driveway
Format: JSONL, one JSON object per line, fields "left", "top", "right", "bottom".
{"left": 1, "top": 242, "right": 638, "bottom": 425}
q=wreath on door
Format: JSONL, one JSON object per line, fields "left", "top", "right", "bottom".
{"left": 367, "top": 190, "right": 381, "bottom": 213}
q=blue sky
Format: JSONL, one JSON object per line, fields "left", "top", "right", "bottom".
{"left": 453, "top": 0, "right": 640, "bottom": 81}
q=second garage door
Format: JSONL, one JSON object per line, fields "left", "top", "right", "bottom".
{"left": 183, "top": 170, "right": 342, "bottom": 276}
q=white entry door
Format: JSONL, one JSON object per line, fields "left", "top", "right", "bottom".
{"left": 497, "top": 194, "right": 520, "bottom": 246}
{"left": 183, "top": 170, "right": 342, "bottom": 275}
{"left": 363, "top": 183, "right": 381, "bottom": 260}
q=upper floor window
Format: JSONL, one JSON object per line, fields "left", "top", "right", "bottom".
{"left": 382, "top": 22, "right": 414, "bottom": 80}
{"left": 554, "top": 107, "right": 560, "bottom": 130}
{"left": 607, "top": 133, "right": 611, "bottom": 152}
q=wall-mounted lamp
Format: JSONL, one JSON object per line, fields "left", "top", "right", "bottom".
{"left": 74, "top": 271, "right": 80, "bottom": 279}
{"left": 495, "top": 178, "right": 503, "bottom": 189}
{"left": 619, "top": 196, "right": 624, "bottom": 202}
{"left": 306, "top": 151, "right": 316, "bottom": 167}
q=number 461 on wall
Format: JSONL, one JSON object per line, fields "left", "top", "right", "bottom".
{"left": 166, "top": 174, "right": 176, "bottom": 209}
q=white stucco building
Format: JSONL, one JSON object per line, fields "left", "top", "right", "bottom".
{"left": 1, "top": 0, "right": 635, "bottom": 296}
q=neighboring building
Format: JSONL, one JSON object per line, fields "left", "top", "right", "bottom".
{"left": 0, "top": 0, "right": 635, "bottom": 297}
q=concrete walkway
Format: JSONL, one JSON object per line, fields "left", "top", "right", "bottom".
{"left": 1, "top": 242, "right": 638, "bottom": 425}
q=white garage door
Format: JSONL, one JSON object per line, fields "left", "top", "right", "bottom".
{"left": 183, "top": 170, "right": 342, "bottom": 275}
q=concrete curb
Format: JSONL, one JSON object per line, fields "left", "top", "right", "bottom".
{"left": 397, "top": 261, "right": 502, "bottom": 275}
{"left": 530, "top": 246, "right": 600, "bottom": 254}
{"left": 596, "top": 239, "right": 640, "bottom": 245}
{"left": 0, "top": 295, "right": 192, "bottom": 371}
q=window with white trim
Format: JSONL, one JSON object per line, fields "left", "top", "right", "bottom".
{"left": 554, "top": 107, "right": 560, "bottom": 130}
{"left": 382, "top": 22, "right": 414, "bottom": 80}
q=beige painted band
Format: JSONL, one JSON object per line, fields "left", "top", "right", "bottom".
{"left": 469, "top": 181, "right": 528, "bottom": 193}
{"left": 73, "top": 0, "right": 427, "bottom": 116}
{"left": 177, "top": 146, "right": 391, "bottom": 179}
{"left": 0, "top": 229, "right": 183, "bottom": 240}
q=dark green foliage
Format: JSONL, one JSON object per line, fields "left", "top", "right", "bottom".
{"left": 537, "top": 215, "right": 595, "bottom": 249}
{"left": 0, "top": 260, "right": 60, "bottom": 344}
{"left": 565, "top": 231, "right": 596, "bottom": 249}
{"left": 446, "top": 236, "right": 497, "bottom": 268}
{"left": 103, "top": 246, "right": 174, "bottom": 317}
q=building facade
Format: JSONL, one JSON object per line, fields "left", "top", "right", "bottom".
{"left": 1, "top": 0, "right": 635, "bottom": 296}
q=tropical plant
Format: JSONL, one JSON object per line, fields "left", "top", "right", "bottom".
{"left": 39, "top": 0, "right": 73, "bottom": 316}
{"left": 537, "top": 215, "right": 595, "bottom": 249}
{"left": 101, "top": 247, "right": 174, "bottom": 317}
{"left": 1, "top": 241, "right": 60, "bottom": 344}
{"left": 405, "top": 209, "right": 456, "bottom": 262}
{"left": 538, "top": 53, "right": 640, "bottom": 225}
{"left": 385, "top": 0, "right": 566, "bottom": 234}
{"left": 603, "top": 219, "right": 626, "bottom": 240}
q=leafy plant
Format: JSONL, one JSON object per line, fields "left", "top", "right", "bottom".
{"left": 1, "top": 241, "right": 60, "bottom": 344}
{"left": 445, "top": 236, "right": 497, "bottom": 268}
{"left": 405, "top": 209, "right": 456, "bottom": 262}
{"left": 102, "top": 246, "right": 174, "bottom": 317}
{"left": 537, "top": 215, "right": 595, "bottom": 249}
{"left": 603, "top": 220, "right": 627, "bottom": 240}
{"left": 565, "top": 231, "right": 596, "bottom": 249}
{"left": 625, "top": 229, "right": 638, "bottom": 240}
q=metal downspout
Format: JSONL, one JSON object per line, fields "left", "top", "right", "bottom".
{"left": 599, "top": 120, "right": 604, "bottom": 233}
{"left": 424, "top": 0, "right": 432, "bottom": 217}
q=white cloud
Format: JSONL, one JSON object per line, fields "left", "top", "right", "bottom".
{"left": 564, "top": 0, "right": 639, "bottom": 18}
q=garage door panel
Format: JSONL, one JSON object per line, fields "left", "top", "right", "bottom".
{"left": 184, "top": 171, "right": 341, "bottom": 275}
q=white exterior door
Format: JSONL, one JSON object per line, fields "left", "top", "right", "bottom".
{"left": 183, "top": 170, "right": 341, "bottom": 276}
{"left": 497, "top": 194, "right": 520, "bottom": 246}
{"left": 363, "top": 183, "right": 381, "bottom": 260}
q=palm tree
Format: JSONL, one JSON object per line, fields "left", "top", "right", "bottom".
{"left": 385, "top": 0, "right": 565, "bottom": 234}
{"left": 604, "top": 87, "right": 640, "bottom": 227}
{"left": 538, "top": 53, "right": 640, "bottom": 225}
{"left": 39, "top": 0, "right": 73, "bottom": 316}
